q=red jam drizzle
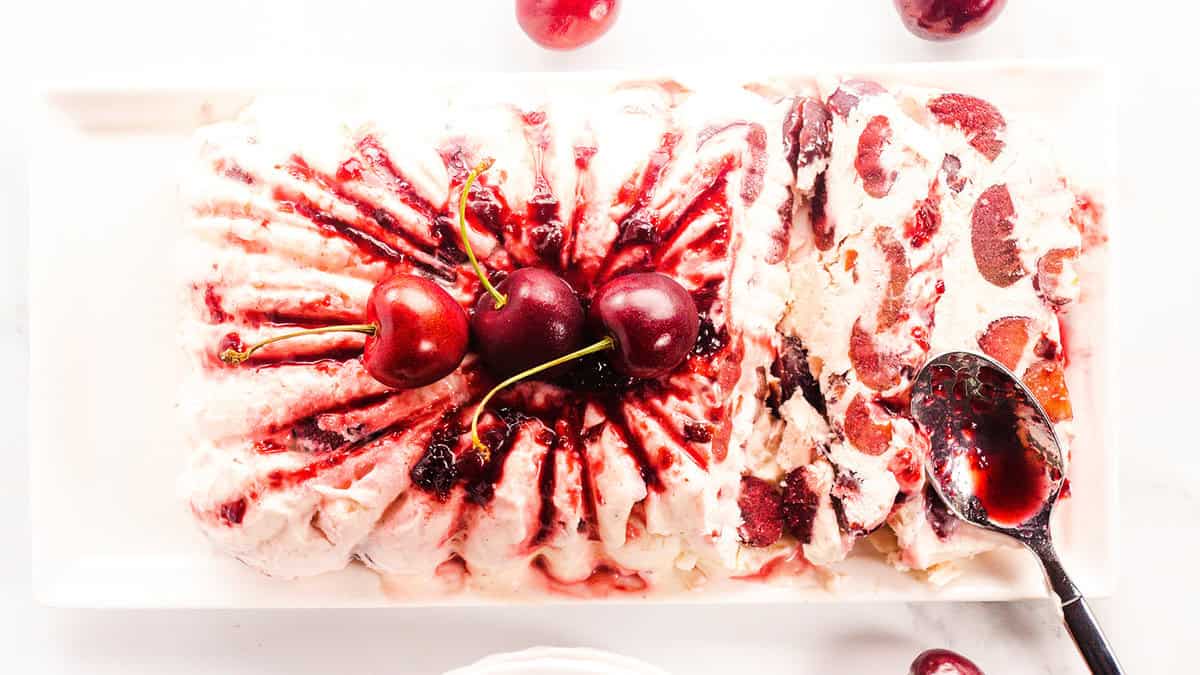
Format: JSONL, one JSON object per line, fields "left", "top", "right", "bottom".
{"left": 966, "top": 422, "right": 1051, "bottom": 527}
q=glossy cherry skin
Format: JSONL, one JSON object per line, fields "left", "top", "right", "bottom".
{"left": 471, "top": 267, "right": 585, "bottom": 378}
{"left": 363, "top": 275, "right": 469, "bottom": 389}
{"left": 590, "top": 272, "right": 699, "bottom": 379}
{"left": 893, "top": 0, "right": 1007, "bottom": 41}
{"left": 909, "top": 649, "right": 985, "bottom": 675}
{"left": 516, "top": 0, "right": 620, "bottom": 51}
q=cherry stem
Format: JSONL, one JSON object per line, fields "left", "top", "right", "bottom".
{"left": 458, "top": 158, "right": 506, "bottom": 310}
{"left": 471, "top": 336, "right": 614, "bottom": 460}
{"left": 219, "top": 323, "right": 377, "bottom": 365}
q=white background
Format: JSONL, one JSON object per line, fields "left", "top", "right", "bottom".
{"left": 2, "top": 1, "right": 1197, "bottom": 673}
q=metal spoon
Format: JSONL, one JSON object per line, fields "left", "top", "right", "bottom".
{"left": 911, "top": 351, "right": 1122, "bottom": 675}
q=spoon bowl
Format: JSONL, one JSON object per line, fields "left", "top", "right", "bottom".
{"left": 911, "top": 351, "right": 1123, "bottom": 675}
{"left": 911, "top": 351, "right": 1065, "bottom": 538}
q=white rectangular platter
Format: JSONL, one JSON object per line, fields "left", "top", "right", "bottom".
{"left": 30, "top": 62, "right": 1117, "bottom": 607}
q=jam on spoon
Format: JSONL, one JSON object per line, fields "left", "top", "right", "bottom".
{"left": 911, "top": 351, "right": 1123, "bottom": 674}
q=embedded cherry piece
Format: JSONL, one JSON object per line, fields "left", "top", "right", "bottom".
{"left": 893, "top": 0, "right": 1007, "bottom": 41}
{"left": 590, "top": 272, "right": 700, "bottom": 379}
{"left": 780, "top": 466, "right": 821, "bottom": 543}
{"left": 219, "top": 274, "right": 469, "bottom": 390}
{"left": 471, "top": 267, "right": 586, "bottom": 378}
{"left": 738, "top": 476, "right": 784, "bottom": 547}
{"left": 908, "top": 648, "right": 985, "bottom": 675}
{"left": 516, "top": 0, "right": 620, "bottom": 51}
{"left": 364, "top": 275, "right": 470, "bottom": 389}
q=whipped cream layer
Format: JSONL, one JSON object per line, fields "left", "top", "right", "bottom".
{"left": 181, "top": 78, "right": 1099, "bottom": 594}
{"left": 180, "top": 81, "right": 800, "bottom": 589}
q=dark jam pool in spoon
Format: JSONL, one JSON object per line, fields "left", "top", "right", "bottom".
{"left": 918, "top": 355, "right": 1058, "bottom": 528}
{"left": 965, "top": 407, "right": 1053, "bottom": 528}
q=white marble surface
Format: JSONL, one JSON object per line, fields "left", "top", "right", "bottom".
{"left": 1, "top": 1, "right": 1197, "bottom": 672}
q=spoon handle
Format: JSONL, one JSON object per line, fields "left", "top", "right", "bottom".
{"left": 1033, "top": 543, "right": 1124, "bottom": 674}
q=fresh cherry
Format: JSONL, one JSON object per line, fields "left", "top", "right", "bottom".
{"left": 908, "top": 648, "right": 985, "bottom": 675}
{"left": 219, "top": 274, "right": 469, "bottom": 390}
{"left": 471, "top": 267, "right": 585, "bottom": 378}
{"left": 590, "top": 273, "right": 699, "bottom": 378}
{"left": 467, "top": 272, "right": 698, "bottom": 458}
{"left": 516, "top": 0, "right": 620, "bottom": 51}
{"left": 456, "top": 160, "right": 586, "bottom": 379}
{"left": 893, "top": 0, "right": 1007, "bottom": 41}
{"left": 362, "top": 276, "right": 471, "bottom": 388}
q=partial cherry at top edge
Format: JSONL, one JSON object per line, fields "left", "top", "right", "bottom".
{"left": 893, "top": 0, "right": 1008, "bottom": 41}
{"left": 515, "top": 0, "right": 621, "bottom": 51}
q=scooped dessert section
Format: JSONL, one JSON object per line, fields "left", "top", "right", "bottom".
{"left": 179, "top": 77, "right": 1101, "bottom": 595}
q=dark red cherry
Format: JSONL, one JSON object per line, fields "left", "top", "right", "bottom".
{"left": 219, "top": 274, "right": 469, "bottom": 390}
{"left": 471, "top": 267, "right": 585, "bottom": 378}
{"left": 364, "top": 275, "right": 470, "bottom": 388}
{"left": 590, "top": 272, "right": 699, "bottom": 378}
{"left": 466, "top": 272, "right": 698, "bottom": 457}
{"left": 893, "top": 0, "right": 1007, "bottom": 41}
{"left": 909, "top": 649, "right": 985, "bottom": 675}
{"left": 515, "top": 0, "right": 620, "bottom": 51}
